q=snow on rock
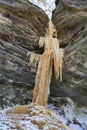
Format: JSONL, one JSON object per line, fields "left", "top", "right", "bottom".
{"left": 29, "top": 0, "right": 55, "bottom": 19}
{"left": 0, "top": 103, "right": 74, "bottom": 130}
{"left": 49, "top": 97, "right": 87, "bottom": 130}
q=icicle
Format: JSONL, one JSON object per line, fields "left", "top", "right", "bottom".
{"left": 29, "top": 20, "right": 64, "bottom": 106}
{"left": 44, "top": 37, "right": 53, "bottom": 51}
{"left": 53, "top": 48, "right": 64, "bottom": 81}
{"left": 39, "top": 37, "right": 45, "bottom": 48}
{"left": 53, "top": 49, "right": 60, "bottom": 79}
{"left": 33, "top": 51, "right": 52, "bottom": 106}
{"left": 59, "top": 48, "right": 64, "bottom": 82}
{"left": 30, "top": 53, "right": 41, "bottom": 63}
{"left": 48, "top": 21, "right": 54, "bottom": 36}
{"left": 47, "top": 20, "right": 56, "bottom": 37}
{"left": 53, "top": 38, "right": 59, "bottom": 50}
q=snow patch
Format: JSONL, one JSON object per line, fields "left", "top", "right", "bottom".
{"left": 29, "top": 0, "right": 55, "bottom": 19}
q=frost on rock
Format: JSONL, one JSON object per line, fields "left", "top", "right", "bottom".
{"left": 0, "top": 103, "right": 87, "bottom": 130}
{"left": 0, "top": 103, "right": 73, "bottom": 130}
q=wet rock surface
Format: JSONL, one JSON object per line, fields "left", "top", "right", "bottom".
{"left": 51, "top": 0, "right": 87, "bottom": 106}
{"left": 0, "top": 0, "right": 48, "bottom": 107}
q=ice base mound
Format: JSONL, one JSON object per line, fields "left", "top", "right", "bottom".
{"left": 0, "top": 103, "right": 74, "bottom": 130}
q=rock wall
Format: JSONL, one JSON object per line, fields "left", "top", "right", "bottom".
{"left": 51, "top": 0, "right": 87, "bottom": 106}
{"left": 0, "top": 0, "right": 87, "bottom": 107}
{"left": 0, "top": 0, "right": 49, "bottom": 107}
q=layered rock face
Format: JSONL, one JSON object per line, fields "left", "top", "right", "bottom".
{"left": 0, "top": 0, "right": 87, "bottom": 107}
{"left": 0, "top": 0, "right": 48, "bottom": 107}
{"left": 51, "top": 0, "right": 87, "bottom": 106}
{"left": 53, "top": 0, "right": 87, "bottom": 45}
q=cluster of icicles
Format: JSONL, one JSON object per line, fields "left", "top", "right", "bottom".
{"left": 28, "top": 21, "right": 64, "bottom": 106}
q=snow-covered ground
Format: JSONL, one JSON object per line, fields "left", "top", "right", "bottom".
{"left": 0, "top": 102, "right": 87, "bottom": 130}
{"left": 49, "top": 101, "right": 87, "bottom": 130}
{"left": 0, "top": 104, "right": 69, "bottom": 130}
{"left": 29, "top": 0, "right": 55, "bottom": 19}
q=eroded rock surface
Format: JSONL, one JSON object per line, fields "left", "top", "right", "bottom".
{"left": 0, "top": 0, "right": 48, "bottom": 107}
{"left": 51, "top": 0, "right": 87, "bottom": 106}
{"left": 53, "top": 0, "right": 87, "bottom": 45}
